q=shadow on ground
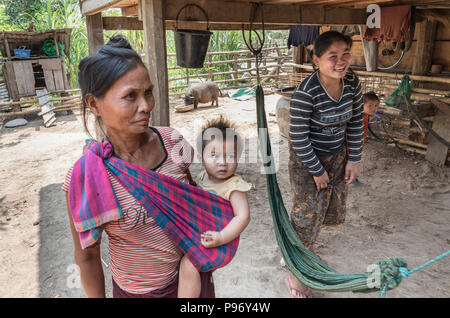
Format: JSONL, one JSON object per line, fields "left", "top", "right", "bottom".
{"left": 38, "top": 183, "right": 111, "bottom": 297}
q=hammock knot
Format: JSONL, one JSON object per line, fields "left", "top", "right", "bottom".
{"left": 376, "top": 257, "right": 408, "bottom": 291}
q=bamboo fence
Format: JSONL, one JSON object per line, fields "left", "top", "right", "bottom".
{"left": 167, "top": 46, "right": 291, "bottom": 96}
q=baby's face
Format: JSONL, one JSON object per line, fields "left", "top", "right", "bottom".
{"left": 364, "top": 100, "right": 379, "bottom": 116}
{"left": 202, "top": 138, "right": 238, "bottom": 181}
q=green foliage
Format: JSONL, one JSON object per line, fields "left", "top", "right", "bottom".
{"left": 0, "top": 0, "right": 42, "bottom": 29}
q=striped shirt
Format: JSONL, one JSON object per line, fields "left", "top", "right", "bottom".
{"left": 289, "top": 70, "right": 364, "bottom": 177}
{"left": 62, "top": 127, "right": 193, "bottom": 294}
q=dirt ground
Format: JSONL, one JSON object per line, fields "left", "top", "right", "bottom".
{"left": 0, "top": 94, "right": 449, "bottom": 298}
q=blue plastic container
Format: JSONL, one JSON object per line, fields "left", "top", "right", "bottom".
{"left": 14, "top": 48, "right": 31, "bottom": 58}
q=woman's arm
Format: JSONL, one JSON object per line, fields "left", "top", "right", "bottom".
{"left": 345, "top": 76, "right": 364, "bottom": 184}
{"left": 201, "top": 190, "right": 250, "bottom": 248}
{"left": 66, "top": 193, "right": 106, "bottom": 298}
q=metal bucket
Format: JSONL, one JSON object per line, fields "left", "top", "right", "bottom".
{"left": 174, "top": 4, "right": 212, "bottom": 69}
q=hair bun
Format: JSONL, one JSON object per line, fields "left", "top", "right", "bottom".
{"left": 106, "top": 34, "right": 133, "bottom": 50}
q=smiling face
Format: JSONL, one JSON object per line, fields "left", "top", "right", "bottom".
{"left": 202, "top": 138, "right": 238, "bottom": 182}
{"left": 87, "top": 64, "right": 154, "bottom": 137}
{"left": 313, "top": 40, "right": 352, "bottom": 81}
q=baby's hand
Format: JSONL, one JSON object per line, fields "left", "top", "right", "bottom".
{"left": 201, "top": 231, "right": 223, "bottom": 248}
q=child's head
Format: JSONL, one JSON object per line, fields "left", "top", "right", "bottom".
{"left": 197, "top": 116, "right": 243, "bottom": 181}
{"left": 363, "top": 91, "right": 379, "bottom": 116}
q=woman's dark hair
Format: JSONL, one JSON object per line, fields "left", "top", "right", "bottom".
{"left": 197, "top": 115, "right": 244, "bottom": 159}
{"left": 312, "top": 30, "right": 353, "bottom": 58}
{"left": 78, "top": 34, "right": 146, "bottom": 138}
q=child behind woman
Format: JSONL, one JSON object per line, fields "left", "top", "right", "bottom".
{"left": 178, "top": 116, "right": 252, "bottom": 298}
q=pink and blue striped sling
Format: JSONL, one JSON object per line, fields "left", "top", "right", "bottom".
{"left": 68, "top": 140, "right": 238, "bottom": 272}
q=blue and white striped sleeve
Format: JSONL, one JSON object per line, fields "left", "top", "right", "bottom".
{"left": 289, "top": 88, "right": 325, "bottom": 177}
{"left": 346, "top": 77, "right": 364, "bottom": 163}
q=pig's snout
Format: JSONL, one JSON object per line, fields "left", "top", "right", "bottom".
{"left": 184, "top": 95, "right": 194, "bottom": 105}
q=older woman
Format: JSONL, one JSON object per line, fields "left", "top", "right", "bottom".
{"left": 62, "top": 36, "right": 234, "bottom": 298}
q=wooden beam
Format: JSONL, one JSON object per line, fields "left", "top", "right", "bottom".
{"left": 164, "top": 0, "right": 366, "bottom": 26}
{"left": 142, "top": 0, "right": 169, "bottom": 126}
{"left": 86, "top": 13, "right": 104, "bottom": 55}
{"left": 166, "top": 21, "right": 289, "bottom": 30}
{"left": 102, "top": 16, "right": 143, "bottom": 30}
{"left": 102, "top": 16, "right": 288, "bottom": 31}
{"left": 121, "top": 5, "right": 138, "bottom": 16}
{"left": 81, "top": 0, "right": 123, "bottom": 16}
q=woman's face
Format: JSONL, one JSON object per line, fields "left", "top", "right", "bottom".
{"left": 313, "top": 40, "right": 352, "bottom": 80}
{"left": 89, "top": 64, "right": 154, "bottom": 137}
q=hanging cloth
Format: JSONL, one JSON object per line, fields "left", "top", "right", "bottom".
{"left": 287, "top": 25, "right": 320, "bottom": 49}
{"left": 363, "top": 5, "right": 411, "bottom": 42}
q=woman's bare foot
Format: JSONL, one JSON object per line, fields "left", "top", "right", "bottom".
{"left": 285, "top": 272, "right": 312, "bottom": 298}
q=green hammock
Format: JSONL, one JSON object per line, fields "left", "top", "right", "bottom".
{"left": 256, "top": 84, "right": 413, "bottom": 296}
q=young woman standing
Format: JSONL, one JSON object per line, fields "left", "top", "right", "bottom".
{"left": 286, "top": 31, "right": 364, "bottom": 298}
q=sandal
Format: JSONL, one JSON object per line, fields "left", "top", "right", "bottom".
{"left": 284, "top": 276, "right": 312, "bottom": 298}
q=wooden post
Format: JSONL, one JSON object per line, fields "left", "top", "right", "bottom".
{"left": 412, "top": 19, "right": 437, "bottom": 85}
{"left": 275, "top": 44, "right": 281, "bottom": 82}
{"left": 233, "top": 53, "right": 238, "bottom": 87}
{"left": 86, "top": 13, "right": 104, "bottom": 55}
{"left": 142, "top": 0, "right": 169, "bottom": 126}
{"left": 293, "top": 45, "right": 304, "bottom": 74}
{"left": 53, "top": 31, "right": 60, "bottom": 57}
{"left": 186, "top": 68, "right": 190, "bottom": 87}
{"left": 208, "top": 54, "right": 214, "bottom": 82}
{"left": 3, "top": 32, "right": 11, "bottom": 58}
{"left": 425, "top": 99, "right": 450, "bottom": 167}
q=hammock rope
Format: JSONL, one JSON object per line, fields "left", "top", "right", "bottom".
{"left": 242, "top": 2, "right": 449, "bottom": 297}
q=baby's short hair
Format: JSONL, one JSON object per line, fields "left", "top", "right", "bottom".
{"left": 196, "top": 115, "right": 244, "bottom": 158}
{"left": 363, "top": 91, "right": 379, "bottom": 103}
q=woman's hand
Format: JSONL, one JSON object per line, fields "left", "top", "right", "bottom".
{"left": 201, "top": 231, "right": 223, "bottom": 248}
{"left": 345, "top": 162, "right": 359, "bottom": 184}
{"left": 313, "top": 171, "right": 330, "bottom": 192}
